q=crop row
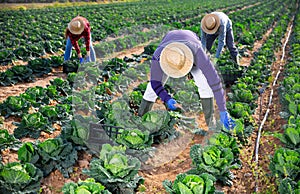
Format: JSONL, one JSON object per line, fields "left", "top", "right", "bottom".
{"left": 0, "top": 0, "right": 260, "bottom": 65}
{"left": 0, "top": 1, "right": 299, "bottom": 193}
{"left": 269, "top": 9, "right": 300, "bottom": 193}
{"left": 160, "top": 4, "right": 297, "bottom": 193}
{"left": 0, "top": 0, "right": 294, "bottom": 87}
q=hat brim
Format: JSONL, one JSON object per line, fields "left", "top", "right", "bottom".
{"left": 201, "top": 13, "right": 220, "bottom": 34}
{"left": 68, "top": 18, "right": 85, "bottom": 35}
{"left": 160, "top": 42, "right": 194, "bottom": 78}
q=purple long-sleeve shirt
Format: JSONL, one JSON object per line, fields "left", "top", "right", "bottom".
{"left": 150, "top": 30, "right": 226, "bottom": 111}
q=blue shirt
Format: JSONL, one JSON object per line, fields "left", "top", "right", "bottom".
{"left": 201, "top": 12, "right": 232, "bottom": 58}
{"left": 150, "top": 30, "right": 226, "bottom": 111}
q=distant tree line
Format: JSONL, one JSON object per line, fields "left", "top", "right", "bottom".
{"left": 0, "top": 0, "right": 110, "bottom": 3}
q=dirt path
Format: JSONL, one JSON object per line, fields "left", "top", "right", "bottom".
{"left": 0, "top": 68, "right": 66, "bottom": 103}
{"left": 227, "top": 2, "right": 261, "bottom": 15}
{"left": 239, "top": 22, "right": 276, "bottom": 66}
{"left": 113, "top": 45, "right": 146, "bottom": 60}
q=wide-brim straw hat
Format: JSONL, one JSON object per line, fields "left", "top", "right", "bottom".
{"left": 160, "top": 42, "right": 194, "bottom": 78}
{"left": 201, "top": 13, "right": 220, "bottom": 34}
{"left": 68, "top": 17, "right": 85, "bottom": 35}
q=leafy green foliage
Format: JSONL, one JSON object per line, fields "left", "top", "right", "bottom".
{"left": 102, "top": 57, "right": 128, "bottom": 75}
{"left": 0, "top": 49, "right": 15, "bottom": 66}
{"left": 0, "top": 96, "right": 29, "bottom": 118}
{"left": 20, "top": 86, "right": 50, "bottom": 107}
{"left": 141, "top": 110, "right": 177, "bottom": 142}
{"left": 278, "top": 178, "right": 300, "bottom": 194}
{"left": 143, "top": 42, "right": 158, "bottom": 55}
{"left": 269, "top": 147, "right": 300, "bottom": 180}
{"left": 13, "top": 112, "right": 50, "bottom": 139}
{"left": 105, "top": 99, "right": 140, "bottom": 129}
{"left": 0, "top": 162, "right": 43, "bottom": 194}
{"left": 0, "top": 65, "right": 36, "bottom": 86}
{"left": 62, "top": 178, "right": 112, "bottom": 194}
{"left": 27, "top": 58, "right": 52, "bottom": 77}
{"left": 189, "top": 144, "right": 239, "bottom": 186}
{"left": 83, "top": 144, "right": 144, "bottom": 194}
{"left": 116, "top": 129, "right": 153, "bottom": 150}
{"left": 208, "top": 133, "right": 240, "bottom": 160}
{"left": 39, "top": 105, "right": 59, "bottom": 122}
{"left": 95, "top": 81, "right": 115, "bottom": 96}
{"left": 0, "top": 129, "right": 20, "bottom": 151}
{"left": 227, "top": 101, "right": 254, "bottom": 124}
{"left": 18, "top": 138, "right": 78, "bottom": 178}
{"left": 18, "top": 142, "right": 39, "bottom": 164}
{"left": 129, "top": 90, "right": 143, "bottom": 112}
{"left": 11, "top": 65, "right": 34, "bottom": 82}
{"left": 163, "top": 173, "right": 218, "bottom": 194}
{"left": 275, "top": 121, "right": 300, "bottom": 149}
{"left": 49, "top": 55, "right": 64, "bottom": 68}
{"left": 0, "top": 69, "right": 17, "bottom": 86}
{"left": 228, "top": 87, "right": 256, "bottom": 104}
{"left": 49, "top": 78, "right": 72, "bottom": 96}
{"left": 222, "top": 118, "right": 253, "bottom": 145}
{"left": 62, "top": 114, "right": 98, "bottom": 146}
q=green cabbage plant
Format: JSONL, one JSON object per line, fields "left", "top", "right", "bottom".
{"left": 0, "top": 129, "right": 20, "bottom": 150}
{"left": 189, "top": 144, "right": 239, "bottom": 186}
{"left": 163, "top": 173, "right": 218, "bottom": 194}
{"left": 0, "top": 162, "right": 43, "bottom": 194}
{"left": 13, "top": 112, "right": 50, "bottom": 139}
{"left": 62, "top": 178, "right": 112, "bottom": 194}
{"left": 20, "top": 86, "right": 50, "bottom": 107}
{"left": 0, "top": 96, "right": 29, "bottom": 118}
{"left": 269, "top": 147, "right": 300, "bottom": 180}
{"left": 274, "top": 115, "right": 300, "bottom": 149}
{"left": 18, "top": 138, "right": 78, "bottom": 178}
{"left": 208, "top": 133, "right": 240, "bottom": 160}
{"left": 278, "top": 178, "right": 300, "bottom": 194}
{"left": 83, "top": 144, "right": 144, "bottom": 194}
{"left": 116, "top": 128, "right": 153, "bottom": 150}
{"left": 141, "top": 110, "right": 177, "bottom": 142}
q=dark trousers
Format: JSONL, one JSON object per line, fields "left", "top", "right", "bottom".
{"left": 206, "top": 28, "right": 238, "bottom": 60}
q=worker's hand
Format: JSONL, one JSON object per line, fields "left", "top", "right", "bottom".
{"left": 205, "top": 50, "right": 211, "bottom": 57}
{"left": 86, "top": 50, "right": 90, "bottom": 57}
{"left": 210, "top": 56, "right": 218, "bottom": 65}
{"left": 166, "top": 98, "right": 178, "bottom": 111}
{"left": 233, "top": 54, "right": 241, "bottom": 66}
{"left": 220, "top": 111, "right": 236, "bottom": 130}
{"left": 212, "top": 57, "right": 218, "bottom": 64}
{"left": 79, "top": 57, "right": 84, "bottom": 64}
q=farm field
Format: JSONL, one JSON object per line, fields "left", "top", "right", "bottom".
{"left": 0, "top": 0, "right": 299, "bottom": 194}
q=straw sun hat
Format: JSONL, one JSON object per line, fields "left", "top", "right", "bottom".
{"left": 160, "top": 42, "right": 194, "bottom": 78}
{"left": 201, "top": 13, "right": 220, "bottom": 34}
{"left": 68, "top": 17, "right": 85, "bottom": 35}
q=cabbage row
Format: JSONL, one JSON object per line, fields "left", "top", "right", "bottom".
{"left": 269, "top": 10, "right": 300, "bottom": 193}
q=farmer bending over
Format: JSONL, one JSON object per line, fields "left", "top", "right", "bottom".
{"left": 201, "top": 12, "right": 240, "bottom": 65}
{"left": 138, "top": 29, "right": 235, "bottom": 130}
{"left": 64, "top": 16, "right": 96, "bottom": 63}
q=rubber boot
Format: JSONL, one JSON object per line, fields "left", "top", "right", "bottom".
{"left": 138, "top": 99, "right": 154, "bottom": 117}
{"left": 201, "top": 98, "right": 215, "bottom": 127}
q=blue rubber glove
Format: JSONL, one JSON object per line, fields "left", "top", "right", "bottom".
{"left": 79, "top": 57, "right": 84, "bottom": 64}
{"left": 220, "top": 111, "right": 236, "bottom": 130}
{"left": 166, "top": 98, "right": 177, "bottom": 111}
